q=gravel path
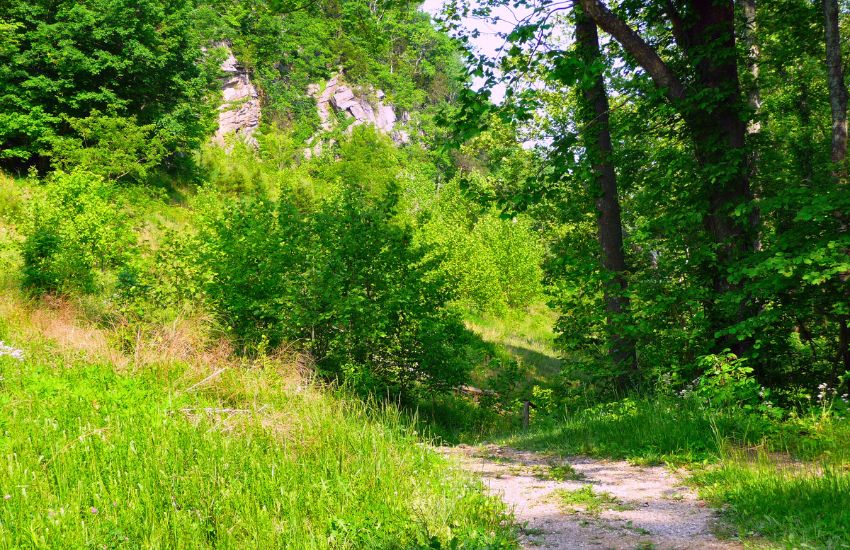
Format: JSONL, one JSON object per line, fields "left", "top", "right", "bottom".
{"left": 440, "top": 445, "right": 741, "bottom": 550}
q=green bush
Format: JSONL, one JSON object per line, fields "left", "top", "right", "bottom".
{"left": 305, "top": 184, "right": 470, "bottom": 397}
{"left": 49, "top": 111, "right": 167, "bottom": 182}
{"left": 197, "top": 193, "right": 306, "bottom": 347}
{"left": 196, "top": 183, "right": 471, "bottom": 397}
{"left": 421, "top": 182, "right": 545, "bottom": 315}
{"left": 21, "top": 170, "right": 134, "bottom": 294}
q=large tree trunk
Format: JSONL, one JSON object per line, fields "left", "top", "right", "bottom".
{"left": 574, "top": 8, "right": 638, "bottom": 388}
{"left": 824, "top": 0, "right": 848, "bottom": 177}
{"left": 685, "top": 0, "right": 755, "bottom": 359}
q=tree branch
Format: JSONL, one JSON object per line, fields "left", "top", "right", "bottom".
{"left": 579, "top": 0, "right": 687, "bottom": 102}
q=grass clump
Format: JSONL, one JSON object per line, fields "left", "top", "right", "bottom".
{"left": 693, "top": 457, "right": 850, "bottom": 548}
{"left": 529, "top": 463, "right": 584, "bottom": 481}
{"left": 555, "top": 486, "right": 629, "bottom": 515}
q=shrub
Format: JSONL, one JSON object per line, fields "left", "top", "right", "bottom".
{"left": 304, "top": 184, "right": 470, "bottom": 397}
{"left": 197, "top": 193, "right": 306, "bottom": 347}
{"left": 196, "top": 183, "right": 471, "bottom": 398}
{"left": 49, "top": 112, "right": 166, "bottom": 182}
{"left": 21, "top": 170, "right": 134, "bottom": 294}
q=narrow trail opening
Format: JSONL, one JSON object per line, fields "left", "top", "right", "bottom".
{"left": 440, "top": 445, "right": 741, "bottom": 550}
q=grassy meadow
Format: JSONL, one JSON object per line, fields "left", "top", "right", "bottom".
{"left": 0, "top": 290, "right": 516, "bottom": 549}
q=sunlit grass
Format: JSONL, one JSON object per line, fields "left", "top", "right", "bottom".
{"left": 465, "top": 303, "right": 561, "bottom": 380}
{"left": 0, "top": 292, "right": 517, "bottom": 549}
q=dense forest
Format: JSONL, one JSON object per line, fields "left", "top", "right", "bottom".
{"left": 0, "top": 0, "right": 848, "bottom": 547}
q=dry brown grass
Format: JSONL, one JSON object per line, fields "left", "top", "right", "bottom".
{"left": 0, "top": 287, "right": 308, "bottom": 390}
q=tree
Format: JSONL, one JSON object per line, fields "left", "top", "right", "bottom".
{"left": 823, "top": 0, "right": 848, "bottom": 179}
{"left": 0, "top": 0, "right": 214, "bottom": 167}
{"left": 579, "top": 0, "right": 758, "bottom": 360}
{"left": 573, "top": 6, "right": 637, "bottom": 386}
{"left": 822, "top": 0, "right": 850, "bottom": 373}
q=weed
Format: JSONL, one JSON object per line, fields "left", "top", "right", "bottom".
{"left": 556, "top": 486, "right": 631, "bottom": 515}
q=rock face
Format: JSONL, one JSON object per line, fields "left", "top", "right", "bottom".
{"left": 213, "top": 45, "right": 260, "bottom": 148}
{"left": 308, "top": 76, "right": 409, "bottom": 150}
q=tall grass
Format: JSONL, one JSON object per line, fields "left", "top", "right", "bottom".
{"left": 501, "top": 397, "right": 767, "bottom": 464}
{"left": 0, "top": 295, "right": 517, "bottom": 549}
{"left": 695, "top": 456, "right": 850, "bottom": 548}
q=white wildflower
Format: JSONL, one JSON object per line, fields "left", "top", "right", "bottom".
{"left": 0, "top": 342, "right": 24, "bottom": 361}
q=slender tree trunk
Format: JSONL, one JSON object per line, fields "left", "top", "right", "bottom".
{"left": 740, "top": 0, "right": 762, "bottom": 252}
{"left": 824, "top": 0, "right": 849, "bottom": 178}
{"left": 741, "top": 0, "right": 761, "bottom": 136}
{"left": 574, "top": 8, "right": 638, "bottom": 387}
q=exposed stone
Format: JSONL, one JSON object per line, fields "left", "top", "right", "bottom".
{"left": 211, "top": 44, "right": 260, "bottom": 149}
{"left": 308, "top": 76, "right": 410, "bottom": 147}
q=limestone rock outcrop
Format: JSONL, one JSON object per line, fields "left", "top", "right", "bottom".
{"left": 307, "top": 77, "right": 409, "bottom": 150}
{"left": 213, "top": 45, "right": 260, "bottom": 148}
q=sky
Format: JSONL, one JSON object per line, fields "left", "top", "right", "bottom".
{"left": 420, "top": 0, "right": 534, "bottom": 103}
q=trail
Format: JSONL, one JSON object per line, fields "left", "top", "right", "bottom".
{"left": 440, "top": 445, "right": 741, "bottom": 550}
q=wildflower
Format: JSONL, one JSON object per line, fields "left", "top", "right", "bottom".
{"left": 90, "top": 507, "right": 98, "bottom": 515}
{"left": 3, "top": 495, "right": 10, "bottom": 500}
{"left": 0, "top": 342, "right": 24, "bottom": 361}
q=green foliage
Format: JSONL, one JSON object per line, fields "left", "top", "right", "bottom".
{"left": 0, "top": 0, "right": 215, "bottom": 164}
{"left": 197, "top": 193, "right": 306, "bottom": 347}
{"left": 21, "top": 170, "right": 134, "bottom": 294}
{"left": 304, "top": 184, "right": 471, "bottom": 397}
{"left": 194, "top": 176, "right": 471, "bottom": 397}
{"left": 48, "top": 111, "right": 167, "bottom": 182}
{"left": 421, "top": 178, "right": 545, "bottom": 315}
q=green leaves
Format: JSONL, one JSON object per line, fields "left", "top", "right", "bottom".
{"left": 21, "top": 169, "right": 134, "bottom": 294}
{"left": 0, "top": 0, "right": 213, "bottom": 166}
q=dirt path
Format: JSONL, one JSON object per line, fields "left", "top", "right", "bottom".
{"left": 440, "top": 445, "right": 741, "bottom": 550}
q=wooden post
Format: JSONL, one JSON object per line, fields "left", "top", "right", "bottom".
{"left": 523, "top": 400, "right": 531, "bottom": 430}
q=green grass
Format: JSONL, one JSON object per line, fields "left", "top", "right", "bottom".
{"left": 465, "top": 303, "right": 561, "bottom": 381}
{"left": 694, "top": 458, "right": 850, "bottom": 548}
{"left": 0, "top": 298, "right": 517, "bottom": 548}
{"left": 498, "top": 395, "right": 850, "bottom": 548}
{"left": 555, "top": 486, "right": 629, "bottom": 515}
{"left": 500, "top": 397, "right": 746, "bottom": 464}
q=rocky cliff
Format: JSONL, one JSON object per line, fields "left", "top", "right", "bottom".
{"left": 306, "top": 76, "right": 409, "bottom": 156}
{"left": 213, "top": 45, "right": 261, "bottom": 148}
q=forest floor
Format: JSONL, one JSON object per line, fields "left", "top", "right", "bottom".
{"left": 440, "top": 444, "right": 741, "bottom": 550}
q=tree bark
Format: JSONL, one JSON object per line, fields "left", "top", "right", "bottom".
{"left": 824, "top": 0, "right": 849, "bottom": 177}
{"left": 741, "top": 0, "right": 762, "bottom": 136}
{"left": 574, "top": 7, "right": 638, "bottom": 387}
{"left": 740, "top": 0, "right": 762, "bottom": 252}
